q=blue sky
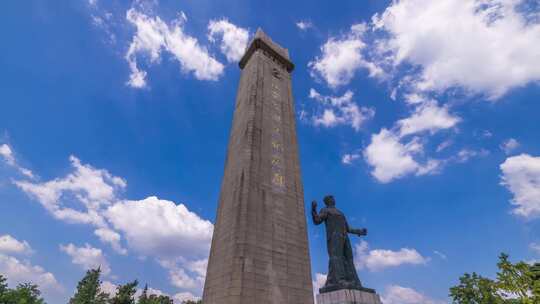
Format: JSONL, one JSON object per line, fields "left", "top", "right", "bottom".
{"left": 1, "top": 0, "right": 540, "bottom": 303}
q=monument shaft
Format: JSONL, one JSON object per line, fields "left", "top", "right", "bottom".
{"left": 203, "top": 30, "right": 314, "bottom": 304}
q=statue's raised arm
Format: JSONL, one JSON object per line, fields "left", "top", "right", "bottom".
{"left": 311, "top": 200, "right": 328, "bottom": 225}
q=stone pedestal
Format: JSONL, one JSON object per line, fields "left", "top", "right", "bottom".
{"left": 316, "top": 289, "right": 382, "bottom": 304}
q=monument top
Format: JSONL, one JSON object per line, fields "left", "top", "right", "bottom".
{"left": 239, "top": 28, "right": 295, "bottom": 72}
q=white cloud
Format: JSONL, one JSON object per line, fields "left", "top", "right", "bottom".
{"left": 94, "top": 228, "right": 127, "bottom": 255}
{"left": 455, "top": 148, "right": 489, "bottom": 163}
{"left": 173, "top": 291, "right": 200, "bottom": 303}
{"left": 98, "top": 195, "right": 213, "bottom": 290}
{"left": 13, "top": 156, "right": 130, "bottom": 255}
{"left": 436, "top": 140, "right": 453, "bottom": 153}
{"left": 296, "top": 21, "right": 313, "bottom": 31}
{"left": 362, "top": 95, "right": 461, "bottom": 182}
{"left": 0, "top": 237, "right": 62, "bottom": 300}
{"left": 102, "top": 280, "right": 181, "bottom": 302}
{"left": 355, "top": 241, "right": 428, "bottom": 271}
{"left": 309, "top": 1, "right": 539, "bottom": 184}
{"left": 309, "top": 89, "right": 374, "bottom": 131}
{"left": 382, "top": 285, "right": 444, "bottom": 304}
{"left": 501, "top": 138, "right": 520, "bottom": 155}
{"left": 0, "top": 254, "right": 62, "bottom": 293}
{"left": 342, "top": 153, "right": 361, "bottom": 165}
{"left": 0, "top": 235, "right": 32, "bottom": 255}
{"left": 433, "top": 250, "right": 447, "bottom": 260}
{"left": 100, "top": 280, "right": 117, "bottom": 295}
{"left": 403, "top": 93, "right": 426, "bottom": 105}
{"left": 125, "top": 8, "right": 224, "bottom": 88}
{"left": 154, "top": 257, "right": 208, "bottom": 290}
{"left": 60, "top": 243, "right": 111, "bottom": 276}
{"left": 184, "top": 258, "right": 207, "bottom": 278}
{"left": 0, "top": 144, "right": 16, "bottom": 166}
{"left": 0, "top": 144, "right": 34, "bottom": 178}
{"left": 105, "top": 196, "right": 213, "bottom": 259}
{"left": 145, "top": 286, "right": 167, "bottom": 298}
{"left": 168, "top": 267, "right": 201, "bottom": 289}
{"left": 167, "top": 258, "right": 208, "bottom": 290}
{"left": 363, "top": 129, "right": 440, "bottom": 183}
{"left": 13, "top": 153, "right": 212, "bottom": 292}
{"left": 86, "top": 0, "right": 116, "bottom": 45}
{"left": 312, "top": 272, "right": 326, "bottom": 302}
{"left": 360, "top": 93, "right": 478, "bottom": 182}
{"left": 372, "top": 0, "right": 540, "bottom": 99}
{"left": 155, "top": 258, "right": 207, "bottom": 291}
{"left": 314, "top": 110, "right": 338, "bottom": 128}
{"left": 500, "top": 154, "right": 540, "bottom": 218}
{"left": 309, "top": 24, "right": 383, "bottom": 88}
{"left": 106, "top": 196, "right": 212, "bottom": 290}
{"left": 15, "top": 155, "right": 126, "bottom": 228}
{"left": 397, "top": 101, "right": 460, "bottom": 137}
{"left": 530, "top": 243, "right": 540, "bottom": 255}
{"left": 208, "top": 19, "right": 249, "bottom": 62}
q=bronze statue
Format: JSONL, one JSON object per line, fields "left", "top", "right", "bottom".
{"left": 312, "top": 195, "right": 372, "bottom": 293}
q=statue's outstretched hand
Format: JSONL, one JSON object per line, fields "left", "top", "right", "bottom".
{"left": 357, "top": 228, "right": 367, "bottom": 236}
{"left": 311, "top": 200, "right": 317, "bottom": 211}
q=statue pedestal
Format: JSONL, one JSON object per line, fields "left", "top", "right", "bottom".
{"left": 316, "top": 289, "right": 382, "bottom": 304}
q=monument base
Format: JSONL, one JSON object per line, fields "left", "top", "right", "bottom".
{"left": 316, "top": 289, "right": 382, "bottom": 304}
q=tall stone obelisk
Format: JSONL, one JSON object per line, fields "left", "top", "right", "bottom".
{"left": 202, "top": 29, "right": 314, "bottom": 304}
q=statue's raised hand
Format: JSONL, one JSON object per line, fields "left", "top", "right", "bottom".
{"left": 311, "top": 200, "right": 317, "bottom": 211}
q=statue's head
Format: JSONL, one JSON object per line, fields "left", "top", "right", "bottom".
{"left": 323, "top": 195, "right": 335, "bottom": 207}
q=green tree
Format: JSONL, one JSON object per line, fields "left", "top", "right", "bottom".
{"left": 147, "top": 294, "right": 173, "bottom": 304}
{"left": 136, "top": 284, "right": 173, "bottom": 304}
{"left": 450, "top": 254, "right": 539, "bottom": 304}
{"left": 530, "top": 263, "right": 540, "bottom": 303}
{"left": 69, "top": 268, "right": 110, "bottom": 304}
{"left": 450, "top": 272, "right": 503, "bottom": 304}
{"left": 0, "top": 274, "right": 8, "bottom": 298}
{"left": 496, "top": 253, "right": 533, "bottom": 303}
{"left": 137, "top": 284, "right": 149, "bottom": 304}
{"left": 0, "top": 274, "right": 7, "bottom": 290}
{"left": 2, "top": 282, "right": 45, "bottom": 304}
{"left": 110, "top": 280, "right": 138, "bottom": 304}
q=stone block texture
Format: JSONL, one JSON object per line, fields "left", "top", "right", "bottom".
{"left": 202, "top": 29, "right": 314, "bottom": 304}
{"left": 316, "top": 290, "right": 382, "bottom": 304}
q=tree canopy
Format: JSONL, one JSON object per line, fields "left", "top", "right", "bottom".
{"left": 0, "top": 269, "right": 195, "bottom": 304}
{"left": 138, "top": 284, "right": 176, "bottom": 304}
{"left": 69, "top": 268, "right": 110, "bottom": 304}
{"left": 450, "top": 253, "right": 540, "bottom": 304}
{"left": 0, "top": 277, "right": 45, "bottom": 304}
